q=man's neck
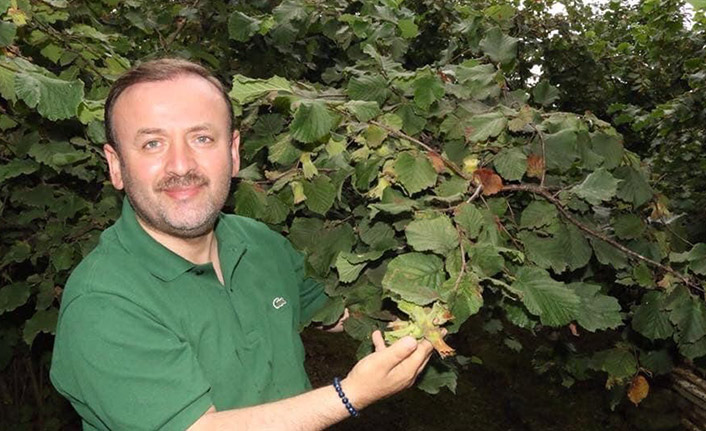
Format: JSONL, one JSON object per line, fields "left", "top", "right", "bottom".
{"left": 136, "top": 218, "right": 224, "bottom": 284}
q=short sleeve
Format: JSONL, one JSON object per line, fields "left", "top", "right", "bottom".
{"left": 299, "top": 277, "right": 330, "bottom": 325}
{"left": 279, "top": 236, "right": 329, "bottom": 326}
{"left": 50, "top": 293, "right": 213, "bottom": 430}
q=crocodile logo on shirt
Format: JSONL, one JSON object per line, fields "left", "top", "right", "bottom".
{"left": 272, "top": 297, "right": 287, "bottom": 309}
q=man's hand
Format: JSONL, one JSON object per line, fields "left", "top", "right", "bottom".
{"left": 340, "top": 330, "right": 434, "bottom": 410}
{"left": 324, "top": 308, "right": 349, "bottom": 333}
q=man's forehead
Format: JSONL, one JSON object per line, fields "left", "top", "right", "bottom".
{"left": 116, "top": 74, "right": 225, "bottom": 103}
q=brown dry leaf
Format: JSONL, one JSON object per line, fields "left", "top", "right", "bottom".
{"left": 473, "top": 168, "right": 504, "bottom": 196}
{"left": 427, "top": 151, "right": 446, "bottom": 173}
{"left": 627, "top": 375, "right": 650, "bottom": 406}
{"left": 527, "top": 154, "right": 545, "bottom": 178}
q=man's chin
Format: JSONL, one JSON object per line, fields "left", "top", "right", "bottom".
{"left": 160, "top": 217, "right": 218, "bottom": 239}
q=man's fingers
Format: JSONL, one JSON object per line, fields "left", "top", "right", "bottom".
{"left": 371, "top": 330, "right": 386, "bottom": 352}
{"left": 379, "top": 335, "right": 418, "bottom": 363}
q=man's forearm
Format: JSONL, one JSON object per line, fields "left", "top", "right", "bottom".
{"left": 188, "top": 382, "right": 352, "bottom": 431}
{"left": 188, "top": 332, "right": 434, "bottom": 431}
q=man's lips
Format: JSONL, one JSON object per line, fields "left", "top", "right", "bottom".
{"left": 163, "top": 185, "right": 202, "bottom": 200}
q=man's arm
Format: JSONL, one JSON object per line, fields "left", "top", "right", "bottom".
{"left": 187, "top": 331, "right": 433, "bottom": 431}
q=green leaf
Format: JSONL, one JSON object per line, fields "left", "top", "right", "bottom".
{"left": 541, "top": 130, "right": 578, "bottom": 172}
{"left": 639, "top": 349, "right": 673, "bottom": 375}
{"left": 0, "top": 159, "right": 38, "bottom": 183}
{"left": 467, "top": 243, "right": 505, "bottom": 276}
{"left": 612, "top": 214, "right": 646, "bottom": 240}
{"left": 440, "top": 272, "right": 483, "bottom": 332}
{"left": 52, "top": 244, "right": 75, "bottom": 271}
{"left": 393, "top": 152, "right": 437, "bottom": 195}
{"left": 454, "top": 203, "right": 484, "bottom": 238}
{"left": 23, "top": 308, "right": 58, "bottom": 346}
{"left": 311, "top": 297, "right": 346, "bottom": 326}
{"left": 382, "top": 253, "right": 444, "bottom": 305}
{"left": 667, "top": 287, "right": 706, "bottom": 343}
{"left": 234, "top": 181, "right": 267, "bottom": 219}
{"left": 614, "top": 166, "right": 653, "bottom": 208}
{"left": 591, "top": 132, "right": 623, "bottom": 170}
{"left": 684, "top": 244, "right": 706, "bottom": 276}
{"left": 465, "top": 112, "right": 507, "bottom": 143}
{"left": 509, "top": 266, "right": 580, "bottom": 327}
{"left": 396, "top": 104, "right": 427, "bottom": 135}
{"left": 335, "top": 254, "right": 366, "bottom": 283}
{"left": 347, "top": 74, "right": 389, "bottom": 106}
{"left": 591, "top": 238, "right": 629, "bottom": 269}
{"left": 3, "top": 241, "right": 31, "bottom": 265}
{"left": 15, "top": 71, "right": 84, "bottom": 120}
{"left": 592, "top": 348, "right": 637, "bottom": 379}
{"left": 397, "top": 18, "right": 419, "bottom": 39}
{"left": 360, "top": 222, "right": 397, "bottom": 251}
{"left": 40, "top": 43, "right": 63, "bottom": 63}
{"left": 632, "top": 291, "right": 674, "bottom": 340}
{"left": 405, "top": 216, "right": 458, "bottom": 255}
{"left": 302, "top": 175, "right": 336, "bottom": 215}
{"left": 493, "top": 147, "right": 527, "bottom": 182}
{"left": 229, "top": 75, "right": 292, "bottom": 104}
{"left": 569, "top": 283, "right": 622, "bottom": 332}
{"left": 344, "top": 100, "right": 381, "bottom": 122}
{"left": 290, "top": 100, "right": 335, "bottom": 143}
{"left": 0, "top": 21, "right": 16, "bottom": 47}
{"left": 503, "top": 303, "right": 535, "bottom": 329}
{"left": 228, "top": 11, "right": 261, "bottom": 42}
{"left": 679, "top": 337, "right": 706, "bottom": 361}
{"left": 412, "top": 74, "right": 445, "bottom": 110}
{"left": 520, "top": 201, "right": 558, "bottom": 229}
{"left": 417, "top": 363, "right": 457, "bottom": 394}
{"left": 532, "top": 80, "right": 559, "bottom": 106}
{"left": 0, "top": 283, "right": 31, "bottom": 314}
{"left": 571, "top": 168, "right": 620, "bottom": 206}
{"left": 479, "top": 27, "right": 518, "bottom": 64}
{"left": 519, "top": 224, "right": 591, "bottom": 273}
{"left": 363, "top": 124, "right": 387, "bottom": 147}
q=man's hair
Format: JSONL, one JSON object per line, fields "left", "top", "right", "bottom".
{"left": 104, "top": 58, "right": 234, "bottom": 149}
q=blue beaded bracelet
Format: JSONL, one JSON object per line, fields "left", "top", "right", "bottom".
{"left": 333, "top": 377, "right": 359, "bottom": 418}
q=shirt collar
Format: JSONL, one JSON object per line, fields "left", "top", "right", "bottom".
{"left": 113, "top": 198, "right": 196, "bottom": 281}
{"left": 113, "top": 198, "right": 248, "bottom": 283}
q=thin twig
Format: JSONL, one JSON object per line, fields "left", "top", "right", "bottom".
{"left": 452, "top": 226, "right": 468, "bottom": 294}
{"left": 502, "top": 183, "right": 704, "bottom": 293}
{"left": 466, "top": 184, "right": 482, "bottom": 203}
{"left": 531, "top": 125, "right": 547, "bottom": 187}
{"left": 370, "top": 120, "right": 470, "bottom": 180}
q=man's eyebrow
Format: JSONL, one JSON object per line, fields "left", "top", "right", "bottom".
{"left": 135, "top": 127, "right": 166, "bottom": 136}
{"left": 186, "top": 123, "right": 216, "bottom": 133}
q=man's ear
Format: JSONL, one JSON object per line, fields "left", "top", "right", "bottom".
{"left": 104, "top": 144, "right": 125, "bottom": 190}
{"left": 230, "top": 130, "right": 240, "bottom": 177}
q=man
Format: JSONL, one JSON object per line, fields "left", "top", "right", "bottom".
{"left": 50, "top": 58, "right": 434, "bottom": 430}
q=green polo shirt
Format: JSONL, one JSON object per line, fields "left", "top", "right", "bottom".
{"left": 50, "top": 200, "right": 329, "bottom": 430}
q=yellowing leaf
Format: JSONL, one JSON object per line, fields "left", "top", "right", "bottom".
{"left": 526, "top": 154, "right": 544, "bottom": 178}
{"left": 473, "top": 168, "right": 504, "bottom": 196}
{"left": 627, "top": 375, "right": 649, "bottom": 406}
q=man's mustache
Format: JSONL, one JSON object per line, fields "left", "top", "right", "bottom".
{"left": 157, "top": 171, "right": 209, "bottom": 191}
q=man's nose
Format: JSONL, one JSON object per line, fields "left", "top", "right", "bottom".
{"left": 165, "top": 140, "right": 197, "bottom": 175}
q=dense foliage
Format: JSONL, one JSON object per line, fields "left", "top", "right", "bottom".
{"left": 1, "top": 0, "right": 705, "bottom": 428}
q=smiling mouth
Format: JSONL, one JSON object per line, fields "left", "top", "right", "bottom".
{"left": 163, "top": 185, "right": 203, "bottom": 200}
{"left": 157, "top": 172, "right": 208, "bottom": 200}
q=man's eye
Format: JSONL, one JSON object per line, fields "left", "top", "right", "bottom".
{"left": 143, "top": 140, "right": 160, "bottom": 150}
{"left": 195, "top": 135, "right": 214, "bottom": 144}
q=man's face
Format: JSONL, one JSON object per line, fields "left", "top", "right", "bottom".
{"left": 104, "top": 74, "right": 239, "bottom": 239}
